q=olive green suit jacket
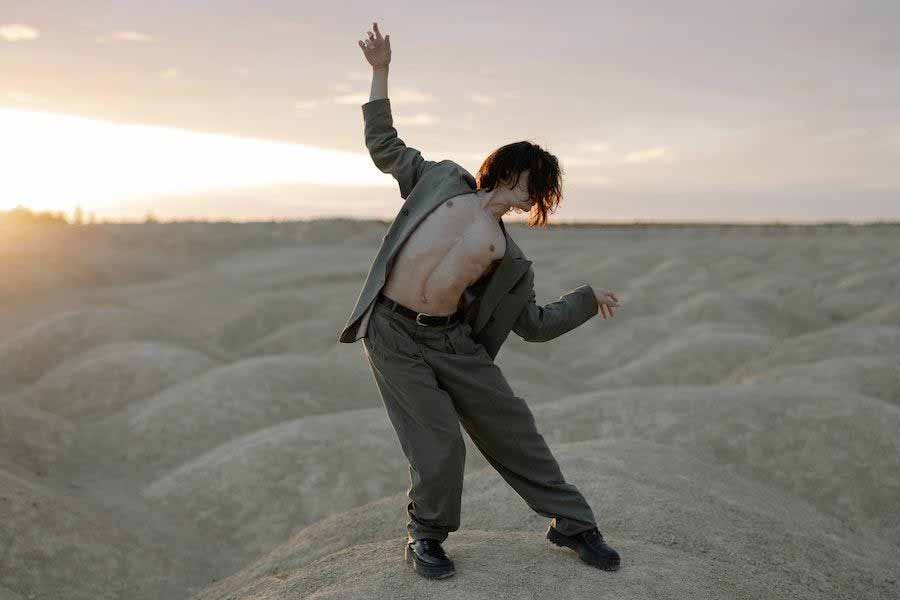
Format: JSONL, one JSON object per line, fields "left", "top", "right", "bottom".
{"left": 337, "top": 97, "right": 599, "bottom": 361}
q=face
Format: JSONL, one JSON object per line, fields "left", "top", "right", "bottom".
{"left": 501, "top": 170, "right": 534, "bottom": 213}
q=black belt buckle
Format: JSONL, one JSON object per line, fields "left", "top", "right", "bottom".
{"left": 416, "top": 312, "right": 447, "bottom": 327}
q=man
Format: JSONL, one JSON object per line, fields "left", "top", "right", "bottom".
{"left": 341, "top": 22, "right": 622, "bottom": 579}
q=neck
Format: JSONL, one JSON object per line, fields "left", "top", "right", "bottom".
{"left": 476, "top": 189, "right": 512, "bottom": 221}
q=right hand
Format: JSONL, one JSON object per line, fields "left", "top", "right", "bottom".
{"left": 593, "top": 288, "right": 620, "bottom": 319}
{"left": 358, "top": 21, "right": 391, "bottom": 69}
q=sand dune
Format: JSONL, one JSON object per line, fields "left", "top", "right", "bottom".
{"left": 0, "top": 466, "right": 183, "bottom": 600}
{"left": 0, "top": 395, "right": 73, "bottom": 475}
{"left": 142, "top": 408, "right": 411, "bottom": 556}
{"left": 532, "top": 382, "right": 900, "bottom": 545}
{"left": 586, "top": 325, "right": 775, "bottom": 388}
{"left": 729, "top": 355, "right": 900, "bottom": 406}
{"left": 855, "top": 300, "right": 900, "bottom": 326}
{"left": 139, "top": 404, "right": 521, "bottom": 557}
{"left": 15, "top": 341, "right": 219, "bottom": 420}
{"left": 192, "top": 439, "right": 898, "bottom": 600}
{"left": 0, "top": 585, "right": 23, "bottom": 600}
{"left": 110, "top": 354, "right": 377, "bottom": 475}
{"left": 235, "top": 316, "right": 359, "bottom": 357}
{"left": 728, "top": 324, "right": 900, "bottom": 376}
{"left": 0, "top": 306, "right": 221, "bottom": 391}
{"left": 1, "top": 220, "right": 898, "bottom": 600}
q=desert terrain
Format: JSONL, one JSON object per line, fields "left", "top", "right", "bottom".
{"left": 1, "top": 219, "right": 898, "bottom": 599}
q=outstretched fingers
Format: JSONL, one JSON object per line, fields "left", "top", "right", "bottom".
{"left": 360, "top": 22, "right": 389, "bottom": 53}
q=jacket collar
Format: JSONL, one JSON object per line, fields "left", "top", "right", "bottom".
{"left": 472, "top": 217, "right": 532, "bottom": 334}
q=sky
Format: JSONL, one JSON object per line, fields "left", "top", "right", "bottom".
{"left": 1, "top": 0, "right": 898, "bottom": 223}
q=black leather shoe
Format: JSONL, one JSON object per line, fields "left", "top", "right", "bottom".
{"left": 404, "top": 537, "right": 456, "bottom": 579}
{"left": 546, "top": 525, "right": 621, "bottom": 571}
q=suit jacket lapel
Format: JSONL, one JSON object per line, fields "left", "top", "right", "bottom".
{"left": 473, "top": 218, "right": 532, "bottom": 335}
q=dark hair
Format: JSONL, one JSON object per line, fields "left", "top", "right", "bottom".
{"left": 475, "top": 141, "right": 563, "bottom": 228}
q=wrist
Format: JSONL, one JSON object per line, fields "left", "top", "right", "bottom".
{"left": 373, "top": 65, "right": 390, "bottom": 73}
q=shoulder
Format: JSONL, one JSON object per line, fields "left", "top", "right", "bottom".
{"left": 435, "top": 160, "right": 477, "bottom": 190}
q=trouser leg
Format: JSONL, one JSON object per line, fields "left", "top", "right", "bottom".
{"left": 363, "top": 303, "right": 466, "bottom": 543}
{"left": 427, "top": 319, "right": 598, "bottom": 537}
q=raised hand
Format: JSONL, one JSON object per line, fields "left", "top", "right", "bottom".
{"left": 358, "top": 21, "right": 391, "bottom": 69}
{"left": 593, "top": 288, "right": 620, "bottom": 319}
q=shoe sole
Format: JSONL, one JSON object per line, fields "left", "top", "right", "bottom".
{"left": 404, "top": 542, "right": 456, "bottom": 579}
{"left": 546, "top": 527, "right": 621, "bottom": 571}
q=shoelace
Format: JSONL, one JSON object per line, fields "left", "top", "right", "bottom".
{"left": 581, "top": 527, "right": 605, "bottom": 549}
{"left": 419, "top": 538, "right": 449, "bottom": 559}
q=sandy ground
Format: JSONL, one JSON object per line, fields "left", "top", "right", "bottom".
{"left": 0, "top": 219, "right": 898, "bottom": 599}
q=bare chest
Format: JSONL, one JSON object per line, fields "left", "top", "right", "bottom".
{"left": 382, "top": 193, "right": 507, "bottom": 313}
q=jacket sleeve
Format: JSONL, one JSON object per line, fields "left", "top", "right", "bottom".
{"left": 511, "top": 278, "right": 599, "bottom": 343}
{"left": 363, "top": 97, "right": 438, "bottom": 199}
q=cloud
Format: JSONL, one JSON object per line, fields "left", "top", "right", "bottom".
{"left": 461, "top": 111, "right": 477, "bottom": 132}
{"left": 294, "top": 100, "right": 320, "bottom": 118}
{"left": 333, "top": 92, "right": 371, "bottom": 105}
{"left": 446, "top": 151, "right": 492, "bottom": 162}
{"left": 112, "top": 30, "right": 154, "bottom": 42}
{"left": 394, "top": 113, "right": 437, "bottom": 127}
{"left": 623, "top": 146, "right": 668, "bottom": 163}
{"left": 333, "top": 88, "right": 436, "bottom": 105}
{"left": 0, "top": 106, "right": 393, "bottom": 212}
{"left": 568, "top": 174, "right": 614, "bottom": 186}
{"left": 557, "top": 145, "right": 671, "bottom": 171}
{"left": 576, "top": 142, "right": 612, "bottom": 153}
{"left": 558, "top": 155, "right": 617, "bottom": 167}
{"left": 557, "top": 144, "right": 614, "bottom": 168}
{"left": 0, "top": 24, "right": 39, "bottom": 42}
{"left": 96, "top": 30, "right": 155, "bottom": 43}
{"left": 470, "top": 94, "right": 497, "bottom": 106}
{"left": 381, "top": 89, "right": 435, "bottom": 104}
{"left": 4, "top": 91, "right": 44, "bottom": 104}
{"left": 815, "top": 128, "right": 869, "bottom": 144}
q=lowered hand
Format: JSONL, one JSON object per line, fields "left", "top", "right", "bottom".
{"left": 593, "top": 288, "right": 619, "bottom": 319}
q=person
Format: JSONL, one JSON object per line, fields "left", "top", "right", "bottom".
{"left": 345, "top": 21, "right": 622, "bottom": 579}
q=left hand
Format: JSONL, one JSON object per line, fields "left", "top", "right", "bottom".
{"left": 593, "top": 288, "right": 620, "bottom": 319}
{"left": 358, "top": 21, "right": 391, "bottom": 69}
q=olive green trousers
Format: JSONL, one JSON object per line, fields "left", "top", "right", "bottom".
{"left": 363, "top": 296, "right": 598, "bottom": 543}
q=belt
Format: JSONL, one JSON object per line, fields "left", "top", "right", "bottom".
{"left": 376, "top": 293, "right": 461, "bottom": 327}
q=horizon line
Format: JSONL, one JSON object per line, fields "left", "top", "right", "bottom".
{"left": 5, "top": 217, "right": 899, "bottom": 227}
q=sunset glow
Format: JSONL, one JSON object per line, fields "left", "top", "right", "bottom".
{"left": 0, "top": 107, "right": 386, "bottom": 213}
{"left": 2, "top": 3, "right": 898, "bottom": 222}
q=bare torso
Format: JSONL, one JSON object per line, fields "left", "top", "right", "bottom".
{"left": 381, "top": 192, "right": 506, "bottom": 315}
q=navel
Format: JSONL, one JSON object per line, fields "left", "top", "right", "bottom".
{"left": 489, "top": 243, "right": 495, "bottom": 251}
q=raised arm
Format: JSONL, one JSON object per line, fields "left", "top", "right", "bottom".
{"left": 358, "top": 22, "right": 437, "bottom": 199}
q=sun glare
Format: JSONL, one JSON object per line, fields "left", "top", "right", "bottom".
{"left": 0, "top": 107, "right": 387, "bottom": 213}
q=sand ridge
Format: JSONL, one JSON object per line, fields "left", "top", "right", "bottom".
{"left": 0, "top": 220, "right": 898, "bottom": 599}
